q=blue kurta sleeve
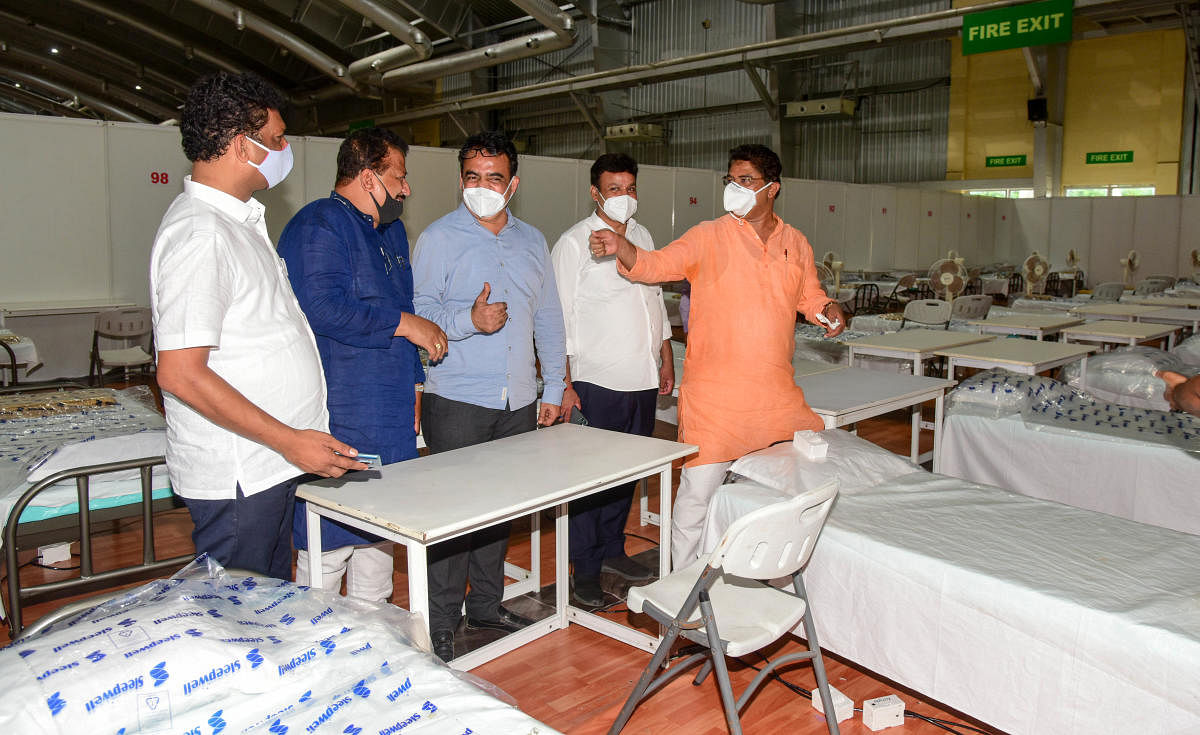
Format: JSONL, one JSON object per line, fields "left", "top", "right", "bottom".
{"left": 279, "top": 204, "right": 407, "bottom": 349}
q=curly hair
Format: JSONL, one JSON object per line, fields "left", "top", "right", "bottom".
{"left": 458, "top": 130, "right": 518, "bottom": 177}
{"left": 728, "top": 143, "right": 782, "bottom": 184}
{"left": 335, "top": 127, "right": 410, "bottom": 186}
{"left": 181, "top": 72, "right": 286, "bottom": 163}
{"left": 590, "top": 153, "right": 638, "bottom": 187}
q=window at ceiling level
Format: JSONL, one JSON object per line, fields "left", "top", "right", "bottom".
{"left": 966, "top": 188, "right": 1034, "bottom": 198}
{"left": 1064, "top": 185, "right": 1155, "bottom": 197}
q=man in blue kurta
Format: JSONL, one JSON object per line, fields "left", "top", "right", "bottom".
{"left": 278, "top": 127, "right": 447, "bottom": 602}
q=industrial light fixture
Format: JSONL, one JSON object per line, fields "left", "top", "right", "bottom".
{"left": 135, "top": 84, "right": 143, "bottom": 91}
{"left": 49, "top": 46, "right": 59, "bottom": 54}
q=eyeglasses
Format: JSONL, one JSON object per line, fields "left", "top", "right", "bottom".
{"left": 722, "top": 174, "right": 765, "bottom": 187}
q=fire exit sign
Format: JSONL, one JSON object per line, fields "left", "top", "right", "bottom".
{"left": 1086, "top": 150, "right": 1133, "bottom": 164}
{"left": 986, "top": 155, "right": 1027, "bottom": 167}
{"left": 962, "top": 0, "right": 1073, "bottom": 55}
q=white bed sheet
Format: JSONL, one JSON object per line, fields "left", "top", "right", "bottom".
{"left": 703, "top": 472, "right": 1200, "bottom": 735}
{"left": 937, "top": 412, "right": 1200, "bottom": 535}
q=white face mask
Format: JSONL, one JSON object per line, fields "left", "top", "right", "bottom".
{"left": 245, "top": 136, "right": 293, "bottom": 189}
{"left": 722, "top": 180, "right": 770, "bottom": 218}
{"left": 597, "top": 192, "right": 638, "bottom": 224}
{"left": 462, "top": 177, "right": 514, "bottom": 219}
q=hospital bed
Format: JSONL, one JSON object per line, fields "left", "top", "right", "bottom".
{"left": 0, "top": 556, "right": 556, "bottom": 734}
{"left": 935, "top": 369, "right": 1200, "bottom": 535}
{"left": 0, "top": 386, "right": 185, "bottom": 635}
{"left": 702, "top": 431, "right": 1200, "bottom": 735}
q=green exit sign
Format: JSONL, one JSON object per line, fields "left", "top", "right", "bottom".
{"left": 1086, "top": 150, "right": 1133, "bottom": 164}
{"left": 986, "top": 155, "right": 1028, "bottom": 167}
{"left": 963, "top": 0, "right": 1073, "bottom": 55}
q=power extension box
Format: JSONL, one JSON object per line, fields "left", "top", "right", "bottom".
{"left": 793, "top": 429, "right": 829, "bottom": 460}
{"left": 39, "top": 541, "right": 72, "bottom": 565}
{"left": 862, "top": 694, "right": 905, "bottom": 730}
{"left": 811, "top": 685, "right": 853, "bottom": 723}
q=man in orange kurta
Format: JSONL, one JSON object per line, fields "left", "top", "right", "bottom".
{"left": 590, "top": 144, "right": 846, "bottom": 563}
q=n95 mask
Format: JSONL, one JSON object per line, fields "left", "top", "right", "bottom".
{"left": 245, "top": 137, "right": 294, "bottom": 189}
{"left": 463, "top": 178, "right": 514, "bottom": 219}
{"left": 598, "top": 193, "right": 638, "bottom": 224}
{"left": 722, "top": 180, "right": 769, "bottom": 218}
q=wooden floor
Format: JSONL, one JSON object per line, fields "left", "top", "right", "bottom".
{"left": 6, "top": 379, "right": 1001, "bottom": 734}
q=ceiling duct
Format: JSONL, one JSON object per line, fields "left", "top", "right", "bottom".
{"left": 339, "top": 0, "right": 432, "bottom": 80}
{"left": 0, "top": 64, "right": 147, "bottom": 122}
{"left": 181, "top": 0, "right": 360, "bottom": 91}
{"left": 380, "top": 0, "right": 575, "bottom": 90}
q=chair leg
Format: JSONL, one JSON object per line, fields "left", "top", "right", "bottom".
{"left": 699, "top": 594, "right": 742, "bottom": 735}
{"left": 608, "top": 623, "right": 683, "bottom": 735}
{"left": 796, "top": 579, "right": 840, "bottom": 735}
{"left": 692, "top": 658, "right": 713, "bottom": 685}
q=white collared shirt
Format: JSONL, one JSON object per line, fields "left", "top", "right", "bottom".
{"left": 150, "top": 176, "right": 329, "bottom": 499}
{"left": 551, "top": 212, "right": 671, "bottom": 392}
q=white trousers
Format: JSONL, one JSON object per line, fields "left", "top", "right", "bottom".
{"left": 671, "top": 461, "right": 733, "bottom": 565}
{"left": 295, "top": 541, "right": 395, "bottom": 603}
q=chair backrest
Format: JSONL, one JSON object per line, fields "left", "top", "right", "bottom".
{"left": 95, "top": 308, "right": 153, "bottom": 338}
{"left": 1147, "top": 274, "right": 1177, "bottom": 287}
{"left": 852, "top": 283, "right": 880, "bottom": 313}
{"left": 1133, "top": 279, "right": 1167, "bottom": 296}
{"left": 1091, "top": 282, "right": 1125, "bottom": 301}
{"left": 1008, "top": 272, "right": 1024, "bottom": 293}
{"left": 950, "top": 294, "right": 992, "bottom": 319}
{"left": 708, "top": 480, "right": 838, "bottom": 580}
{"left": 902, "top": 299, "right": 951, "bottom": 327}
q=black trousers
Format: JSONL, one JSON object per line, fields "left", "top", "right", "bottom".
{"left": 569, "top": 382, "right": 658, "bottom": 578}
{"left": 421, "top": 393, "right": 537, "bottom": 634}
{"left": 183, "top": 476, "right": 299, "bottom": 580}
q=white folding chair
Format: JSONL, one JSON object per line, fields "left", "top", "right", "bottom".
{"left": 900, "top": 299, "right": 951, "bottom": 329}
{"left": 609, "top": 481, "right": 840, "bottom": 735}
{"left": 1091, "top": 282, "right": 1126, "bottom": 301}
{"left": 950, "top": 294, "right": 993, "bottom": 320}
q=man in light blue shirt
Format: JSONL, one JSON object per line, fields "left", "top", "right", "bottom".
{"left": 412, "top": 130, "right": 566, "bottom": 662}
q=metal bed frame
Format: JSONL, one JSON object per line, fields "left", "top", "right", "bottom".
{"left": 3, "top": 456, "right": 191, "bottom": 636}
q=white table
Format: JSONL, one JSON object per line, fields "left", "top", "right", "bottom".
{"left": 1124, "top": 295, "right": 1200, "bottom": 308}
{"left": 298, "top": 424, "right": 696, "bottom": 671}
{"left": 934, "top": 339, "right": 1095, "bottom": 385}
{"left": 968, "top": 313, "right": 1083, "bottom": 340}
{"left": 794, "top": 366, "right": 955, "bottom": 469}
{"left": 1070, "top": 302, "right": 1167, "bottom": 321}
{"left": 1135, "top": 307, "right": 1200, "bottom": 333}
{"left": 1060, "top": 320, "right": 1181, "bottom": 349}
{"left": 845, "top": 329, "right": 994, "bottom": 375}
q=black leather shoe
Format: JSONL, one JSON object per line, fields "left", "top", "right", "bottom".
{"left": 465, "top": 606, "right": 535, "bottom": 633}
{"left": 571, "top": 575, "right": 605, "bottom": 607}
{"left": 602, "top": 555, "right": 654, "bottom": 581}
{"left": 431, "top": 629, "right": 454, "bottom": 662}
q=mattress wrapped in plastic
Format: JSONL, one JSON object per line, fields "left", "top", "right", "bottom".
{"left": 0, "top": 556, "right": 555, "bottom": 735}
{"left": 1174, "top": 334, "right": 1200, "bottom": 367}
{"left": 793, "top": 324, "right": 910, "bottom": 372}
{"left": 946, "top": 368, "right": 1200, "bottom": 453}
{"left": 1060, "top": 346, "right": 1198, "bottom": 410}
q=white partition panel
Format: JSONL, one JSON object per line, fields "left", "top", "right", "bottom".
{"left": 632, "top": 163, "right": 675, "bottom": 248}
{"left": 938, "top": 192, "right": 962, "bottom": 264}
{"left": 843, "top": 184, "right": 872, "bottom": 270}
{"left": 1179, "top": 195, "right": 1200, "bottom": 277}
{"left": 957, "top": 195, "right": 979, "bottom": 267}
{"left": 813, "top": 182, "right": 847, "bottom": 260}
{"left": 894, "top": 188, "right": 922, "bottom": 269}
{"left": 404, "top": 146, "right": 463, "bottom": 251}
{"left": 917, "top": 191, "right": 942, "bottom": 268}
{"left": 1011, "top": 199, "right": 1050, "bottom": 265}
{"left": 301, "top": 136, "right": 341, "bottom": 204}
{"left": 1047, "top": 198, "right": 1092, "bottom": 273}
{"left": 869, "top": 186, "right": 897, "bottom": 270}
{"left": 993, "top": 199, "right": 1016, "bottom": 264}
{"left": 1131, "top": 196, "right": 1181, "bottom": 279}
{"left": 977, "top": 197, "right": 998, "bottom": 264}
{"left": 105, "top": 122, "right": 189, "bottom": 306}
{"left": 673, "top": 167, "right": 718, "bottom": 239}
{"left": 509, "top": 154, "right": 582, "bottom": 247}
{"left": 1088, "top": 196, "right": 1136, "bottom": 286}
{"left": 782, "top": 179, "right": 819, "bottom": 239}
{"left": 0, "top": 116, "right": 110, "bottom": 302}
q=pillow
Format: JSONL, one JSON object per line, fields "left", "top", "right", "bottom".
{"left": 730, "top": 428, "right": 918, "bottom": 496}
{"left": 27, "top": 429, "right": 166, "bottom": 483}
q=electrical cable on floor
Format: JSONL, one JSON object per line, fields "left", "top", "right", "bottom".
{"left": 31, "top": 552, "right": 81, "bottom": 571}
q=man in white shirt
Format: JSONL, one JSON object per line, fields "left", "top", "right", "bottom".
{"left": 151, "top": 72, "right": 363, "bottom": 580}
{"left": 551, "top": 153, "right": 675, "bottom": 607}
